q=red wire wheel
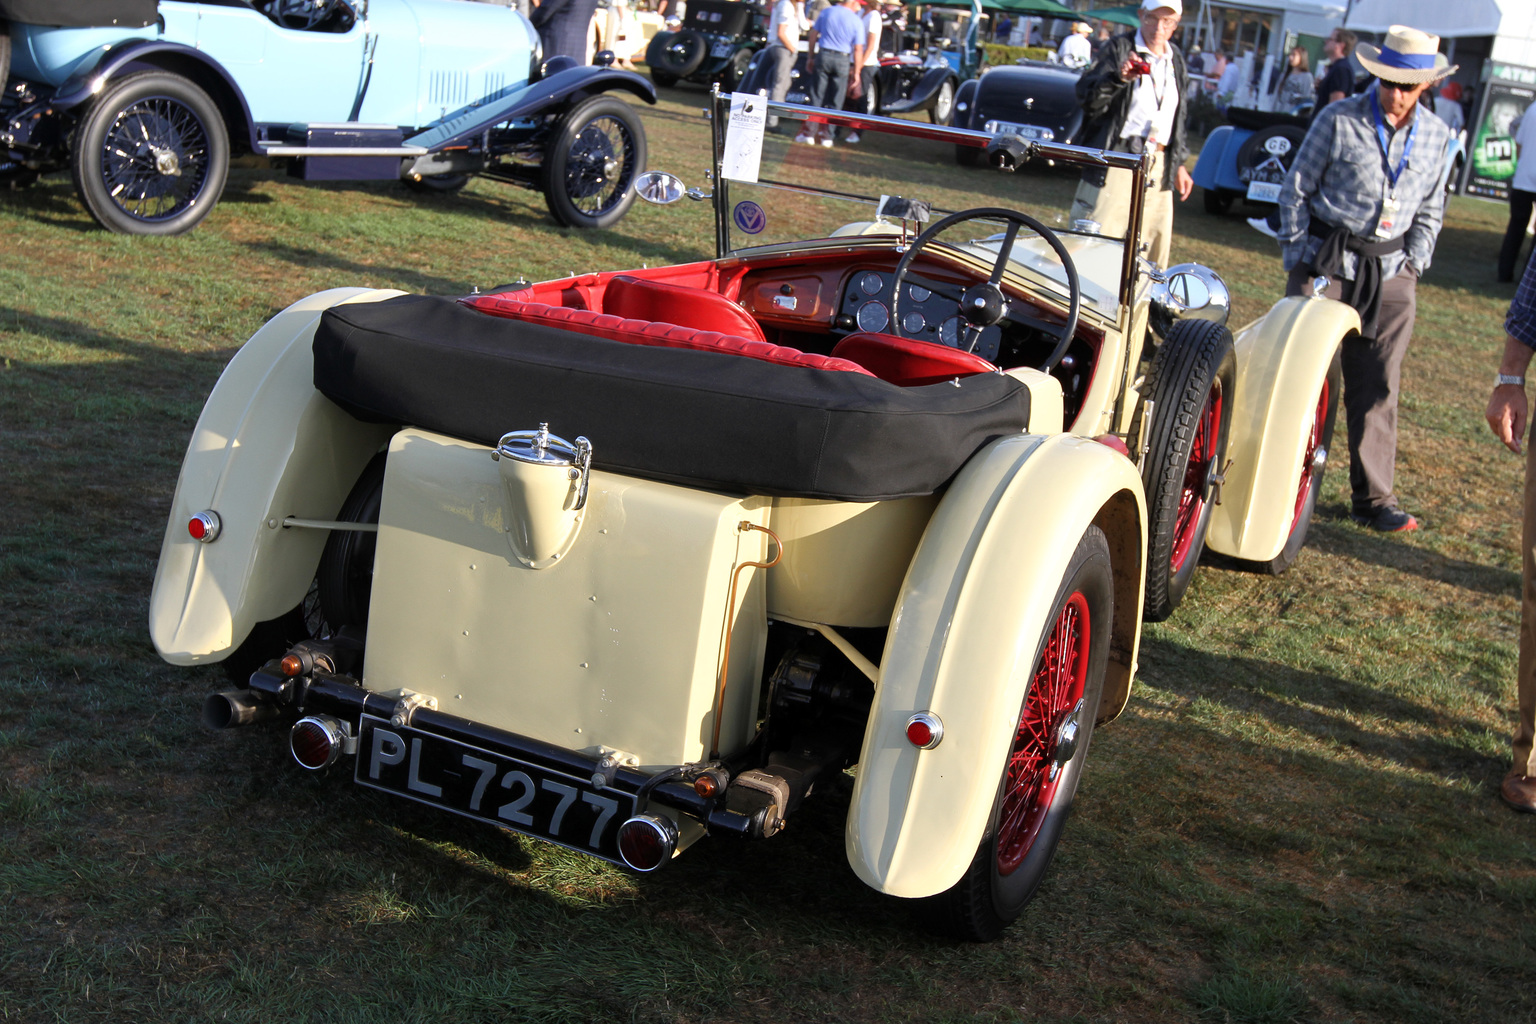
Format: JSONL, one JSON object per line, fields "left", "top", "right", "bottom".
{"left": 996, "top": 591, "right": 1090, "bottom": 876}
{"left": 1290, "top": 378, "right": 1329, "bottom": 535}
{"left": 1169, "top": 383, "right": 1224, "bottom": 575}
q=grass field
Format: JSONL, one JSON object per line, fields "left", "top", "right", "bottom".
{"left": 2, "top": 89, "right": 1534, "bottom": 1023}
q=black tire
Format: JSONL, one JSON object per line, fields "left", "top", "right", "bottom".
{"left": 651, "top": 29, "right": 708, "bottom": 78}
{"left": 219, "top": 454, "right": 385, "bottom": 685}
{"left": 404, "top": 173, "right": 470, "bottom": 194}
{"left": 1235, "top": 124, "right": 1305, "bottom": 182}
{"left": 928, "top": 79, "right": 955, "bottom": 125}
{"left": 1252, "top": 351, "right": 1341, "bottom": 575}
{"left": 650, "top": 70, "right": 679, "bottom": 88}
{"left": 955, "top": 144, "right": 981, "bottom": 167}
{"left": 1202, "top": 188, "right": 1233, "bottom": 215}
{"left": 542, "top": 94, "right": 645, "bottom": 230}
{"left": 1141, "top": 319, "right": 1236, "bottom": 622}
{"left": 916, "top": 525, "right": 1113, "bottom": 942}
{"left": 70, "top": 70, "right": 229, "bottom": 235}
{"left": 717, "top": 48, "right": 753, "bottom": 91}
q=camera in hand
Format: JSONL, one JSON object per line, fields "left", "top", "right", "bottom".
{"left": 1127, "top": 54, "right": 1151, "bottom": 76}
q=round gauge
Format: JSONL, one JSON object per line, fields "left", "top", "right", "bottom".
{"left": 940, "top": 315, "right": 964, "bottom": 347}
{"left": 909, "top": 285, "right": 931, "bottom": 302}
{"left": 859, "top": 271, "right": 884, "bottom": 296}
{"left": 902, "top": 310, "right": 926, "bottom": 334}
{"left": 856, "top": 300, "right": 890, "bottom": 333}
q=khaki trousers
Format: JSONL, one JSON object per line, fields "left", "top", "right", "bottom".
{"left": 1519, "top": 435, "right": 1536, "bottom": 775}
{"left": 1070, "top": 147, "right": 1174, "bottom": 268}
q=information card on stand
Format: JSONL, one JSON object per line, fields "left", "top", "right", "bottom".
{"left": 721, "top": 92, "right": 767, "bottom": 183}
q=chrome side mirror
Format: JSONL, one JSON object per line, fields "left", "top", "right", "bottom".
{"left": 635, "top": 171, "right": 686, "bottom": 205}
{"left": 1148, "top": 263, "right": 1231, "bottom": 337}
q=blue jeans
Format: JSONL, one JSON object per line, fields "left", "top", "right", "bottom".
{"left": 807, "top": 50, "right": 851, "bottom": 113}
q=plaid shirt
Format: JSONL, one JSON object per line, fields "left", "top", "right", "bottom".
{"left": 1508, "top": 254, "right": 1536, "bottom": 350}
{"left": 1277, "top": 86, "right": 1452, "bottom": 280}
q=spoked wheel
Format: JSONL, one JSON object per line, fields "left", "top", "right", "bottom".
{"left": 542, "top": 95, "right": 646, "bottom": 230}
{"left": 218, "top": 455, "right": 385, "bottom": 685}
{"left": 917, "top": 526, "right": 1112, "bottom": 941}
{"left": 1251, "top": 352, "right": 1341, "bottom": 575}
{"left": 71, "top": 71, "right": 229, "bottom": 235}
{"left": 929, "top": 79, "right": 955, "bottom": 124}
{"left": 1141, "top": 318, "right": 1236, "bottom": 622}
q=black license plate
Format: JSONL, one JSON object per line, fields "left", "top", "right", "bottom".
{"left": 354, "top": 715, "right": 634, "bottom": 863}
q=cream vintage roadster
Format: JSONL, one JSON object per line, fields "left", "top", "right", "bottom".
{"left": 150, "top": 92, "right": 1358, "bottom": 940}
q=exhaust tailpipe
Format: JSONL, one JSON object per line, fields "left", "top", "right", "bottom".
{"left": 202, "top": 689, "right": 281, "bottom": 730}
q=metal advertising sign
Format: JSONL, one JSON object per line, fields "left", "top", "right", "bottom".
{"left": 1464, "top": 60, "right": 1536, "bottom": 201}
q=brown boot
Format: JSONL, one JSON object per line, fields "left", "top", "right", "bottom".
{"left": 1501, "top": 771, "right": 1536, "bottom": 813}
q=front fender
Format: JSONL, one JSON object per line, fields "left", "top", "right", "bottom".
{"left": 845, "top": 433, "right": 1146, "bottom": 898}
{"left": 883, "top": 67, "right": 953, "bottom": 113}
{"left": 149, "top": 288, "right": 404, "bottom": 666}
{"left": 951, "top": 77, "right": 978, "bottom": 130}
{"left": 405, "top": 65, "right": 655, "bottom": 151}
{"left": 1205, "top": 295, "right": 1361, "bottom": 563}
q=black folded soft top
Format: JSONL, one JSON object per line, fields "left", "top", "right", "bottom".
{"left": 312, "top": 294, "right": 1031, "bottom": 501}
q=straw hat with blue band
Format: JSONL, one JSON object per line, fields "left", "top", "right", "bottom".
{"left": 1355, "top": 25, "right": 1457, "bottom": 85}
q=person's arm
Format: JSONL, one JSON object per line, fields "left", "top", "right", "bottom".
{"left": 849, "top": 34, "right": 865, "bottom": 96}
{"left": 1490, "top": 336, "right": 1534, "bottom": 453}
{"left": 777, "top": 8, "right": 797, "bottom": 50}
{"left": 1276, "top": 110, "right": 1332, "bottom": 271}
{"left": 1075, "top": 37, "right": 1131, "bottom": 120}
{"left": 806, "top": 22, "right": 819, "bottom": 70}
{"left": 1402, "top": 128, "right": 1451, "bottom": 274}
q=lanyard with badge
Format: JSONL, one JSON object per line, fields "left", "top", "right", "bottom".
{"left": 1369, "top": 87, "right": 1416, "bottom": 239}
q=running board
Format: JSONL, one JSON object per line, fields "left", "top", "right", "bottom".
{"left": 257, "top": 145, "right": 428, "bottom": 157}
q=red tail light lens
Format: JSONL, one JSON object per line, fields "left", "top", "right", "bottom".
{"left": 906, "top": 712, "right": 944, "bottom": 749}
{"left": 290, "top": 715, "right": 346, "bottom": 770}
{"left": 187, "top": 510, "right": 221, "bottom": 542}
{"left": 617, "top": 814, "right": 679, "bottom": 872}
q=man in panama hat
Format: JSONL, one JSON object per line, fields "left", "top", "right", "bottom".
{"left": 1275, "top": 25, "right": 1456, "bottom": 533}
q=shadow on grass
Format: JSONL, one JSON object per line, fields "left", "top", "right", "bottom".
{"left": 1304, "top": 506, "right": 1520, "bottom": 599}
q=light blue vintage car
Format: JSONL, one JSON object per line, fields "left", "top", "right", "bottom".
{"left": 0, "top": 0, "right": 654, "bottom": 234}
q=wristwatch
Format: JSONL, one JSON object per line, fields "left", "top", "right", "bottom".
{"left": 1496, "top": 373, "right": 1527, "bottom": 388}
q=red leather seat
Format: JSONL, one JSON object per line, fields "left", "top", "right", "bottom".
{"left": 460, "top": 294, "right": 873, "bottom": 375}
{"left": 830, "top": 332, "right": 997, "bottom": 387}
{"left": 603, "top": 274, "right": 768, "bottom": 343}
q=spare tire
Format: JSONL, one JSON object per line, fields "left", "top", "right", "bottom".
{"left": 650, "top": 29, "right": 708, "bottom": 78}
{"left": 1235, "top": 124, "right": 1305, "bottom": 182}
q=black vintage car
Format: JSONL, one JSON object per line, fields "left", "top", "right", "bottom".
{"left": 761, "top": 50, "right": 958, "bottom": 125}
{"left": 951, "top": 59, "right": 1084, "bottom": 166}
{"left": 646, "top": 0, "right": 767, "bottom": 91}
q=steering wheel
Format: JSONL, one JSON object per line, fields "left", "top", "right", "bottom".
{"left": 271, "top": 0, "right": 337, "bottom": 30}
{"left": 889, "top": 207, "right": 1081, "bottom": 373}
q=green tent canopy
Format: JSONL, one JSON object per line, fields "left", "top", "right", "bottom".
{"left": 1083, "top": 4, "right": 1140, "bottom": 27}
{"left": 923, "top": 0, "right": 1078, "bottom": 16}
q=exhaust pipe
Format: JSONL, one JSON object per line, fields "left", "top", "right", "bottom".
{"left": 202, "top": 689, "right": 281, "bottom": 729}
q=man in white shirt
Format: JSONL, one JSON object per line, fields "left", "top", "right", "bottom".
{"left": 1500, "top": 108, "right": 1536, "bottom": 282}
{"left": 764, "top": 0, "right": 804, "bottom": 127}
{"left": 1057, "top": 22, "right": 1091, "bottom": 70}
{"left": 841, "top": 2, "right": 883, "bottom": 143}
{"left": 1070, "top": 0, "right": 1192, "bottom": 268}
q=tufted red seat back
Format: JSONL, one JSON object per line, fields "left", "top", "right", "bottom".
{"left": 460, "top": 293, "right": 874, "bottom": 375}
{"left": 830, "top": 332, "right": 997, "bottom": 388}
{"left": 603, "top": 274, "right": 769, "bottom": 342}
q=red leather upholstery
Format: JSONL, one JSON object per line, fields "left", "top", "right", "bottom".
{"left": 461, "top": 294, "right": 874, "bottom": 376}
{"left": 830, "top": 332, "right": 997, "bottom": 387}
{"left": 603, "top": 274, "right": 768, "bottom": 342}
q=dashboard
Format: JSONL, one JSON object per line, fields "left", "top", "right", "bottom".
{"left": 837, "top": 269, "right": 1004, "bottom": 363}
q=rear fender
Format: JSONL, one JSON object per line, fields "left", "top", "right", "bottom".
{"left": 51, "top": 40, "right": 257, "bottom": 149}
{"left": 1190, "top": 123, "right": 1238, "bottom": 190}
{"left": 1205, "top": 295, "right": 1360, "bottom": 563}
{"left": 149, "top": 288, "right": 404, "bottom": 665}
{"left": 845, "top": 434, "right": 1146, "bottom": 898}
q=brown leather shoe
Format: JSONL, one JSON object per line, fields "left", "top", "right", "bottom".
{"left": 1501, "top": 771, "right": 1536, "bottom": 813}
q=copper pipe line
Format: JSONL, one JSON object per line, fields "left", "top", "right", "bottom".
{"left": 709, "top": 521, "right": 782, "bottom": 759}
